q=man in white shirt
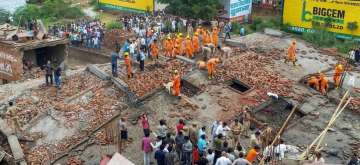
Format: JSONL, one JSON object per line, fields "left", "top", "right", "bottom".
{"left": 274, "top": 139, "right": 288, "bottom": 161}
{"left": 215, "top": 151, "right": 232, "bottom": 165}
{"left": 216, "top": 122, "right": 231, "bottom": 138}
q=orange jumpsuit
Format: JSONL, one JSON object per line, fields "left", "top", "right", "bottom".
{"left": 287, "top": 43, "right": 296, "bottom": 64}
{"left": 175, "top": 37, "right": 182, "bottom": 56}
{"left": 124, "top": 56, "right": 132, "bottom": 78}
{"left": 207, "top": 58, "right": 220, "bottom": 79}
{"left": 203, "top": 32, "right": 211, "bottom": 45}
{"left": 192, "top": 35, "right": 199, "bottom": 53}
{"left": 319, "top": 74, "right": 329, "bottom": 94}
{"left": 307, "top": 76, "right": 320, "bottom": 90}
{"left": 185, "top": 38, "right": 193, "bottom": 58}
{"left": 172, "top": 74, "right": 181, "bottom": 96}
{"left": 165, "top": 39, "right": 173, "bottom": 57}
{"left": 333, "top": 65, "right": 344, "bottom": 87}
{"left": 150, "top": 42, "right": 159, "bottom": 59}
{"left": 212, "top": 27, "right": 219, "bottom": 47}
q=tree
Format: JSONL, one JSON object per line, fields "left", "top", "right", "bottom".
{"left": 13, "top": 4, "right": 41, "bottom": 26}
{"left": 0, "top": 9, "right": 10, "bottom": 24}
{"left": 158, "top": 0, "right": 220, "bottom": 20}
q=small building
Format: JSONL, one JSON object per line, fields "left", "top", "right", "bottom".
{"left": 0, "top": 30, "right": 68, "bottom": 84}
{"left": 219, "top": 0, "right": 253, "bottom": 22}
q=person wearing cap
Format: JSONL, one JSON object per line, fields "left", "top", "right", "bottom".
{"left": 193, "top": 32, "right": 200, "bottom": 54}
{"left": 285, "top": 41, "right": 297, "bottom": 66}
{"left": 150, "top": 39, "right": 159, "bottom": 60}
{"left": 307, "top": 75, "right": 320, "bottom": 90}
{"left": 123, "top": 52, "right": 133, "bottom": 78}
{"left": 172, "top": 70, "right": 181, "bottom": 97}
{"left": 164, "top": 36, "right": 172, "bottom": 57}
{"left": 333, "top": 64, "right": 344, "bottom": 88}
{"left": 207, "top": 58, "right": 221, "bottom": 80}
{"left": 319, "top": 73, "right": 329, "bottom": 95}
{"left": 212, "top": 26, "right": 219, "bottom": 48}
{"left": 185, "top": 36, "right": 193, "bottom": 58}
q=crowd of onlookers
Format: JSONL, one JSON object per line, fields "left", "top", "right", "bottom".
{"left": 48, "top": 20, "right": 105, "bottom": 49}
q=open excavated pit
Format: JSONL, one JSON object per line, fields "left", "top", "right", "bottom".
{"left": 228, "top": 79, "right": 252, "bottom": 94}
{"left": 252, "top": 97, "right": 306, "bottom": 129}
{"left": 181, "top": 79, "right": 202, "bottom": 97}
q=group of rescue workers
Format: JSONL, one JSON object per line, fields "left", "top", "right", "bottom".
{"left": 286, "top": 41, "right": 345, "bottom": 95}
{"left": 115, "top": 25, "right": 223, "bottom": 98}
{"left": 116, "top": 22, "right": 346, "bottom": 99}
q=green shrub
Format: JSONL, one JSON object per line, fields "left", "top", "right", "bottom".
{"left": 256, "top": 21, "right": 275, "bottom": 31}
{"left": 336, "top": 40, "right": 359, "bottom": 54}
{"left": 107, "top": 21, "right": 123, "bottom": 30}
{"left": 232, "top": 22, "right": 241, "bottom": 34}
{"left": 250, "top": 17, "right": 262, "bottom": 31}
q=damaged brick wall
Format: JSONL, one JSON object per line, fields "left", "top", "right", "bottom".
{"left": 0, "top": 42, "right": 23, "bottom": 82}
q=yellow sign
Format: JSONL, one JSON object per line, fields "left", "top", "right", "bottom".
{"left": 99, "top": 0, "right": 154, "bottom": 12}
{"left": 283, "top": 0, "right": 360, "bottom": 37}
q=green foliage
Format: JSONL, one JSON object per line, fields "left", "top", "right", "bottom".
{"left": 13, "top": 5, "right": 41, "bottom": 25}
{"left": 231, "top": 22, "right": 241, "bottom": 34}
{"left": 256, "top": 21, "right": 275, "bottom": 31}
{"left": 13, "top": 0, "right": 83, "bottom": 26}
{"left": 250, "top": 17, "right": 263, "bottom": 31}
{"left": 106, "top": 21, "right": 123, "bottom": 30}
{"left": 0, "top": 9, "right": 11, "bottom": 24}
{"left": 335, "top": 40, "right": 358, "bottom": 54}
{"left": 158, "top": 0, "right": 220, "bottom": 20}
{"left": 302, "top": 29, "right": 336, "bottom": 47}
{"left": 90, "top": 0, "right": 101, "bottom": 10}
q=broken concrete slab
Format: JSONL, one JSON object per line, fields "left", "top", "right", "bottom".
{"left": 8, "top": 135, "right": 27, "bottom": 165}
{"left": 87, "top": 64, "right": 110, "bottom": 80}
{"left": 0, "top": 118, "right": 13, "bottom": 136}
{"left": 176, "top": 55, "right": 195, "bottom": 64}
{"left": 299, "top": 102, "right": 317, "bottom": 114}
{"left": 264, "top": 28, "right": 283, "bottom": 37}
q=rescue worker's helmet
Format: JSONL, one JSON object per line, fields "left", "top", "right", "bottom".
{"left": 124, "top": 52, "right": 129, "bottom": 56}
{"left": 338, "top": 64, "right": 343, "bottom": 69}
{"left": 194, "top": 32, "right": 198, "bottom": 36}
{"left": 186, "top": 36, "right": 190, "bottom": 39}
{"left": 174, "top": 70, "right": 179, "bottom": 74}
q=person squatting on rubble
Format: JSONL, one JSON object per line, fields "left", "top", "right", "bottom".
{"left": 207, "top": 58, "right": 222, "bottom": 80}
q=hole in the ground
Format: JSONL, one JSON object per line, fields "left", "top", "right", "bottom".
{"left": 253, "top": 97, "right": 306, "bottom": 129}
{"left": 181, "top": 79, "right": 201, "bottom": 97}
{"left": 229, "top": 79, "right": 251, "bottom": 93}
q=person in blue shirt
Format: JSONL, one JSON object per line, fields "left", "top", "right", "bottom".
{"left": 111, "top": 49, "right": 120, "bottom": 77}
{"left": 154, "top": 144, "right": 166, "bottom": 165}
{"left": 198, "top": 134, "right": 207, "bottom": 155}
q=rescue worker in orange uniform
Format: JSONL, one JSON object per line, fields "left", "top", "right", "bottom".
{"left": 150, "top": 39, "right": 159, "bottom": 60}
{"left": 207, "top": 58, "right": 221, "bottom": 80}
{"left": 285, "top": 41, "right": 297, "bottom": 66}
{"left": 212, "top": 26, "right": 219, "bottom": 48}
{"left": 172, "top": 70, "right": 181, "bottom": 97}
{"left": 185, "top": 36, "right": 193, "bottom": 58}
{"left": 203, "top": 30, "right": 211, "bottom": 45}
{"left": 124, "top": 52, "right": 133, "bottom": 78}
{"left": 164, "top": 36, "right": 172, "bottom": 57}
{"left": 192, "top": 32, "right": 200, "bottom": 54}
{"left": 333, "top": 64, "right": 344, "bottom": 88}
{"left": 319, "top": 73, "right": 329, "bottom": 95}
{"left": 307, "top": 76, "right": 320, "bottom": 90}
{"left": 175, "top": 34, "right": 183, "bottom": 56}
